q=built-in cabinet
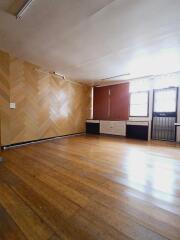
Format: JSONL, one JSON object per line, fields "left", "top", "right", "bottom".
{"left": 86, "top": 120, "right": 150, "bottom": 140}
{"left": 100, "top": 121, "right": 126, "bottom": 136}
{"left": 86, "top": 120, "right": 100, "bottom": 134}
{"left": 126, "top": 121, "right": 149, "bottom": 140}
{"left": 86, "top": 120, "right": 126, "bottom": 136}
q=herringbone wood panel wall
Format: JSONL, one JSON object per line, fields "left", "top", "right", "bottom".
{"left": 0, "top": 51, "right": 10, "bottom": 145}
{"left": 0, "top": 50, "right": 92, "bottom": 146}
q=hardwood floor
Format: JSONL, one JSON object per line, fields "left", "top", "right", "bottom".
{"left": 0, "top": 135, "right": 180, "bottom": 240}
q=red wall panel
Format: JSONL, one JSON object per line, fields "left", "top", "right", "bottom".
{"left": 93, "top": 86, "right": 109, "bottom": 120}
{"left": 93, "top": 83, "right": 129, "bottom": 120}
{"left": 109, "top": 83, "right": 129, "bottom": 120}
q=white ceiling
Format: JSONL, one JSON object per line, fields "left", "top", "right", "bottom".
{"left": 0, "top": 0, "right": 180, "bottom": 85}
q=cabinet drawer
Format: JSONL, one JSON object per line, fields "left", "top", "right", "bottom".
{"left": 100, "top": 121, "right": 126, "bottom": 136}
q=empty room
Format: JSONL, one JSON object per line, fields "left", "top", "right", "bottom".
{"left": 0, "top": 0, "right": 180, "bottom": 239}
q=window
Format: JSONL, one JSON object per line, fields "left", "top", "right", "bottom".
{"left": 130, "top": 91, "right": 149, "bottom": 117}
{"left": 154, "top": 88, "right": 177, "bottom": 113}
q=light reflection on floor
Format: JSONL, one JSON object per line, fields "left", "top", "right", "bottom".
{"left": 125, "top": 149, "right": 177, "bottom": 203}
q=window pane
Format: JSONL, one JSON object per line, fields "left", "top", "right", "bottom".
{"left": 130, "top": 92, "right": 148, "bottom": 116}
{"left": 154, "top": 88, "right": 177, "bottom": 112}
{"left": 130, "top": 92, "right": 148, "bottom": 105}
{"left": 130, "top": 104, "right": 148, "bottom": 116}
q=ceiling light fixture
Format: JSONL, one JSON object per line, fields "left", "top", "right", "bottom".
{"left": 101, "top": 73, "right": 130, "bottom": 81}
{"left": 16, "top": 0, "right": 34, "bottom": 19}
{"left": 53, "top": 72, "right": 66, "bottom": 80}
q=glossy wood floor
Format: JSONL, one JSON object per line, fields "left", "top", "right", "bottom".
{"left": 0, "top": 135, "right": 180, "bottom": 240}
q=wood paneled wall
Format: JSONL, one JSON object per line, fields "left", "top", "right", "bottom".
{"left": 0, "top": 51, "right": 10, "bottom": 145}
{"left": 0, "top": 50, "right": 92, "bottom": 146}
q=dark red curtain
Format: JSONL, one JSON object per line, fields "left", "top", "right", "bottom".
{"left": 93, "top": 83, "right": 129, "bottom": 120}
{"left": 93, "top": 86, "right": 109, "bottom": 120}
{"left": 109, "top": 83, "right": 129, "bottom": 120}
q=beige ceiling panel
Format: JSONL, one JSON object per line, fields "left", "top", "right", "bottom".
{"left": 0, "top": 0, "right": 180, "bottom": 84}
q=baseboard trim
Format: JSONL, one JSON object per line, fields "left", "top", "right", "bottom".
{"left": 1, "top": 132, "right": 85, "bottom": 150}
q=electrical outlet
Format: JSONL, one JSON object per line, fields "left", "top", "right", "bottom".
{"left": 10, "top": 103, "right": 16, "bottom": 109}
